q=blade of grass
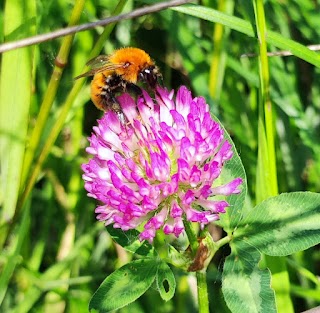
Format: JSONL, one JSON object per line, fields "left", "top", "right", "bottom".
{"left": 173, "top": 4, "right": 320, "bottom": 68}
{"left": 209, "top": 0, "right": 234, "bottom": 101}
{"left": 253, "top": 1, "right": 293, "bottom": 312}
{"left": 253, "top": 0, "right": 278, "bottom": 201}
{"left": 0, "top": 0, "right": 35, "bottom": 245}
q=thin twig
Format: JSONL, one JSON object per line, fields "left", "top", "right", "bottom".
{"left": 241, "top": 44, "right": 320, "bottom": 58}
{"left": 0, "top": 0, "right": 193, "bottom": 53}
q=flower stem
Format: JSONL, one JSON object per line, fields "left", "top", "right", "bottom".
{"left": 183, "top": 220, "right": 199, "bottom": 255}
{"left": 184, "top": 222, "right": 210, "bottom": 312}
{"left": 216, "top": 234, "right": 232, "bottom": 248}
{"left": 196, "top": 270, "right": 209, "bottom": 313}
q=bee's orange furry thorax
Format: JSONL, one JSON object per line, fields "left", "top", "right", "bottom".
{"left": 109, "top": 47, "right": 154, "bottom": 83}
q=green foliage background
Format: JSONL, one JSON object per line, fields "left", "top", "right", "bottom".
{"left": 0, "top": 0, "right": 319, "bottom": 312}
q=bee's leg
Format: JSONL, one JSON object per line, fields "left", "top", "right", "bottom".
{"left": 109, "top": 94, "right": 127, "bottom": 125}
{"left": 100, "top": 78, "right": 121, "bottom": 111}
{"left": 117, "top": 111, "right": 126, "bottom": 125}
{"left": 107, "top": 94, "right": 121, "bottom": 111}
{"left": 99, "top": 95, "right": 125, "bottom": 125}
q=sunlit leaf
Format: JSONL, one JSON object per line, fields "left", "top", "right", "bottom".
{"left": 222, "top": 241, "right": 277, "bottom": 313}
{"left": 234, "top": 192, "right": 320, "bottom": 256}
{"left": 156, "top": 261, "right": 176, "bottom": 301}
{"left": 89, "top": 258, "right": 159, "bottom": 312}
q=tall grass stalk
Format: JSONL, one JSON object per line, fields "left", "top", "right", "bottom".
{"left": 17, "top": 0, "right": 128, "bottom": 213}
{"left": 253, "top": 1, "right": 293, "bottom": 312}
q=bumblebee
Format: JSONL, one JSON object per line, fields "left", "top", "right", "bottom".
{"left": 75, "top": 47, "right": 161, "bottom": 116}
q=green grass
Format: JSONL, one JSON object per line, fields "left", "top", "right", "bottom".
{"left": 1, "top": 0, "right": 320, "bottom": 312}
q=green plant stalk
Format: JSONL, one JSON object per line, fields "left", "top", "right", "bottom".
{"left": 183, "top": 222, "right": 210, "bottom": 313}
{"left": 16, "top": 0, "right": 128, "bottom": 213}
{"left": 209, "top": 0, "right": 225, "bottom": 100}
{"left": 253, "top": 1, "right": 293, "bottom": 312}
{"left": 20, "top": 0, "right": 86, "bottom": 195}
{"left": 196, "top": 271, "right": 209, "bottom": 313}
{"left": 183, "top": 220, "right": 199, "bottom": 256}
{"left": 17, "top": 79, "right": 80, "bottom": 211}
{"left": 216, "top": 234, "right": 232, "bottom": 248}
{"left": 254, "top": 0, "right": 278, "bottom": 200}
{"left": 209, "top": 0, "right": 234, "bottom": 101}
{"left": 183, "top": 216, "right": 230, "bottom": 313}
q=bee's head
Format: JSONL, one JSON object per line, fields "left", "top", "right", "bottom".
{"left": 139, "top": 65, "right": 162, "bottom": 88}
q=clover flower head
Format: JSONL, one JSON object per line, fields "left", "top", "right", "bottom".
{"left": 82, "top": 86, "right": 242, "bottom": 243}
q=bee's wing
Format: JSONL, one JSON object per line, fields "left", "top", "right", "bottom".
{"left": 86, "top": 55, "right": 110, "bottom": 68}
{"left": 75, "top": 55, "right": 125, "bottom": 80}
{"left": 74, "top": 69, "right": 101, "bottom": 79}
